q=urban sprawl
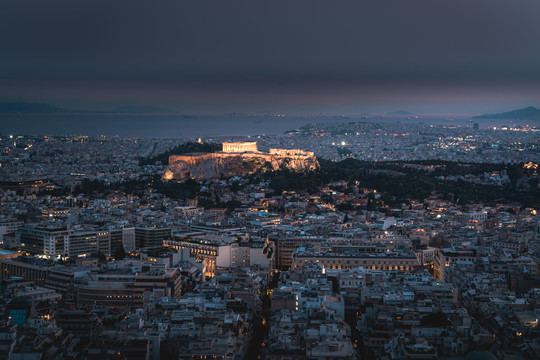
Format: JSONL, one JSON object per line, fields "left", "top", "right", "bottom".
{"left": 0, "top": 120, "right": 539, "bottom": 360}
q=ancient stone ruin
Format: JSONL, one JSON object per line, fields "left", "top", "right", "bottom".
{"left": 162, "top": 142, "right": 319, "bottom": 181}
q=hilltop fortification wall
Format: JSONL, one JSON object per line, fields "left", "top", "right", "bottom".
{"left": 163, "top": 149, "right": 319, "bottom": 181}
{"left": 269, "top": 148, "right": 315, "bottom": 157}
{"left": 168, "top": 153, "right": 215, "bottom": 167}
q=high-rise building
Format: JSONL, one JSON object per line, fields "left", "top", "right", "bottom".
{"left": 135, "top": 227, "right": 171, "bottom": 249}
{"left": 20, "top": 224, "right": 70, "bottom": 257}
{"left": 19, "top": 224, "right": 98, "bottom": 258}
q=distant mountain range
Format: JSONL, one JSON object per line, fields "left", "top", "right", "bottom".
{"left": 0, "top": 102, "right": 176, "bottom": 114}
{"left": 0, "top": 102, "right": 84, "bottom": 113}
{"left": 389, "top": 110, "right": 413, "bottom": 115}
{"left": 473, "top": 106, "right": 540, "bottom": 121}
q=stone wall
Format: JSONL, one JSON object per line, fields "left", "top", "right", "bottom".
{"left": 269, "top": 149, "right": 315, "bottom": 157}
{"left": 163, "top": 150, "right": 319, "bottom": 181}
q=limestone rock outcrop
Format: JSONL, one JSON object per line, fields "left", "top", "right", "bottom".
{"left": 162, "top": 151, "right": 319, "bottom": 181}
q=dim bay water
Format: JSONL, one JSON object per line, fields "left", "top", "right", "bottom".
{"left": 0, "top": 113, "right": 518, "bottom": 138}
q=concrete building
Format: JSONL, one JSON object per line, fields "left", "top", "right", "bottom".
{"left": 414, "top": 246, "right": 436, "bottom": 266}
{"left": 164, "top": 234, "right": 273, "bottom": 277}
{"left": 292, "top": 243, "right": 419, "bottom": 272}
{"left": 273, "top": 236, "right": 324, "bottom": 270}
{"left": 77, "top": 264, "right": 181, "bottom": 309}
{"left": 0, "top": 250, "right": 21, "bottom": 261}
{"left": 135, "top": 227, "right": 171, "bottom": 249}
{"left": 98, "top": 227, "right": 136, "bottom": 257}
{"left": 67, "top": 230, "right": 98, "bottom": 258}
{"left": 19, "top": 224, "right": 98, "bottom": 258}
{"left": 20, "top": 224, "right": 71, "bottom": 257}
{"left": 0, "top": 256, "right": 52, "bottom": 287}
{"left": 0, "top": 218, "right": 23, "bottom": 245}
{"left": 435, "top": 247, "right": 476, "bottom": 280}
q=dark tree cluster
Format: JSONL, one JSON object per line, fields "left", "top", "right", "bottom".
{"left": 261, "top": 159, "right": 540, "bottom": 208}
{"left": 139, "top": 142, "right": 222, "bottom": 165}
{"left": 153, "top": 179, "right": 201, "bottom": 199}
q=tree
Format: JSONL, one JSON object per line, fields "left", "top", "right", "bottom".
{"left": 230, "top": 181, "right": 241, "bottom": 192}
{"left": 92, "top": 251, "right": 107, "bottom": 262}
{"left": 420, "top": 312, "right": 450, "bottom": 327}
{"left": 114, "top": 246, "right": 126, "bottom": 260}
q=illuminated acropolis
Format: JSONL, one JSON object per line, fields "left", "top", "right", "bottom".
{"left": 163, "top": 141, "right": 319, "bottom": 181}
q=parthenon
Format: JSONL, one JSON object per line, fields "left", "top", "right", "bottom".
{"left": 222, "top": 142, "right": 258, "bottom": 153}
{"left": 163, "top": 141, "right": 319, "bottom": 181}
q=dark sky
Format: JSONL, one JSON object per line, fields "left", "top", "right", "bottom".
{"left": 1, "top": 0, "right": 540, "bottom": 114}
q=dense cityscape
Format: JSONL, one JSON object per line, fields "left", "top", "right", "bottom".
{"left": 0, "top": 119, "right": 538, "bottom": 359}
{"left": 2, "top": 1, "right": 540, "bottom": 359}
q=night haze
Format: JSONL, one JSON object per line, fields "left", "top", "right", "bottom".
{"left": 1, "top": 2, "right": 540, "bottom": 360}
{"left": 1, "top": 0, "right": 540, "bottom": 116}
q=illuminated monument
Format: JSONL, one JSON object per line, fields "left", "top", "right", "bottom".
{"left": 163, "top": 141, "right": 319, "bottom": 181}
{"left": 222, "top": 141, "right": 258, "bottom": 153}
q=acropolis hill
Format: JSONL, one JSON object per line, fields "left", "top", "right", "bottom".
{"left": 162, "top": 142, "right": 319, "bottom": 181}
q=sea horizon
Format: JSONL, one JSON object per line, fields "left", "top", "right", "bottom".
{"left": 0, "top": 113, "right": 531, "bottom": 139}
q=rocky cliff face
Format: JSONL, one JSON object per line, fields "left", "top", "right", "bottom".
{"left": 162, "top": 152, "right": 319, "bottom": 181}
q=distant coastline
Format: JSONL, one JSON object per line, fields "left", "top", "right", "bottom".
{"left": 0, "top": 112, "right": 535, "bottom": 138}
